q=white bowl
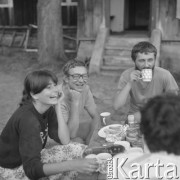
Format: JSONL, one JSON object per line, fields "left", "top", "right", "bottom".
{"left": 96, "top": 153, "right": 112, "bottom": 160}
{"left": 127, "top": 147, "right": 144, "bottom": 154}
{"left": 85, "top": 154, "right": 97, "bottom": 159}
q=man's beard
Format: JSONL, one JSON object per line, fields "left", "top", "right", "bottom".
{"left": 135, "top": 64, "right": 155, "bottom": 71}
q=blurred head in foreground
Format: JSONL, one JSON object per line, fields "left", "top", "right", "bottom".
{"left": 140, "top": 93, "right": 180, "bottom": 155}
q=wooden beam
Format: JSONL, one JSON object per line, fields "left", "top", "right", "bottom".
{"left": 176, "top": 0, "right": 180, "bottom": 19}
{"left": 25, "top": 49, "right": 38, "bottom": 52}
{"left": 0, "top": 0, "right": 13, "bottom": 8}
{"left": 77, "top": 37, "right": 96, "bottom": 47}
{"left": 77, "top": 0, "right": 85, "bottom": 40}
{"left": 84, "top": 0, "right": 93, "bottom": 37}
{"left": 0, "top": 26, "right": 28, "bottom": 29}
{"left": 150, "top": 0, "right": 159, "bottom": 31}
{"left": 9, "top": 31, "right": 16, "bottom": 47}
{"left": 104, "top": 0, "right": 110, "bottom": 28}
{"left": 89, "top": 26, "right": 108, "bottom": 74}
{"left": 63, "top": 34, "right": 76, "bottom": 41}
{"left": 19, "top": 33, "right": 26, "bottom": 47}
{"left": 93, "top": 0, "right": 102, "bottom": 34}
{"left": 150, "top": 29, "right": 161, "bottom": 67}
{"left": 8, "top": 7, "right": 14, "bottom": 25}
{"left": 78, "top": 37, "right": 96, "bottom": 41}
{"left": 0, "top": 29, "right": 5, "bottom": 42}
{"left": 62, "top": 26, "right": 77, "bottom": 29}
{"left": 23, "top": 27, "right": 31, "bottom": 49}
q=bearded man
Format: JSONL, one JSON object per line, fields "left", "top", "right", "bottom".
{"left": 114, "top": 41, "right": 179, "bottom": 123}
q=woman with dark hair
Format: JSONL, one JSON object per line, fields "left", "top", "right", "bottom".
{"left": 0, "top": 70, "right": 98, "bottom": 180}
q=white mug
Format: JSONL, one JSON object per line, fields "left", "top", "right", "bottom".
{"left": 96, "top": 153, "right": 112, "bottom": 174}
{"left": 100, "top": 112, "right": 111, "bottom": 126}
{"left": 139, "top": 69, "right": 152, "bottom": 82}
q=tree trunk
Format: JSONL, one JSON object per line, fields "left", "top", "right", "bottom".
{"left": 37, "top": 0, "right": 67, "bottom": 64}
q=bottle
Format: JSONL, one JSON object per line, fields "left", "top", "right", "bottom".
{"left": 126, "top": 114, "right": 138, "bottom": 139}
{"left": 126, "top": 114, "right": 143, "bottom": 148}
{"left": 127, "top": 115, "right": 135, "bottom": 126}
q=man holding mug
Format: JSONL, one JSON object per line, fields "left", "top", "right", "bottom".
{"left": 114, "top": 41, "right": 179, "bottom": 123}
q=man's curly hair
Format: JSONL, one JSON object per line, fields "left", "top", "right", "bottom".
{"left": 140, "top": 93, "right": 180, "bottom": 155}
{"left": 62, "top": 59, "right": 87, "bottom": 77}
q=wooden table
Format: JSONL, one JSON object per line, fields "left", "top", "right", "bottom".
{"left": 77, "top": 120, "right": 123, "bottom": 180}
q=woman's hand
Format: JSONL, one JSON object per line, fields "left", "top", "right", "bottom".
{"left": 71, "top": 158, "right": 99, "bottom": 174}
{"left": 56, "top": 84, "right": 64, "bottom": 102}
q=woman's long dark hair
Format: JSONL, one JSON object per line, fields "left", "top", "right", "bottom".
{"left": 19, "top": 70, "right": 58, "bottom": 106}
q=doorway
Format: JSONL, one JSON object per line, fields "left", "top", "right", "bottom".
{"left": 124, "top": 0, "right": 150, "bottom": 31}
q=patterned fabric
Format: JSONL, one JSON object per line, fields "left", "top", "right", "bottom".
{"left": 0, "top": 142, "right": 87, "bottom": 180}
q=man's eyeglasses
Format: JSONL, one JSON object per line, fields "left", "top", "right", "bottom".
{"left": 68, "top": 74, "right": 89, "bottom": 81}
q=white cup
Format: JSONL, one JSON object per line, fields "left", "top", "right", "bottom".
{"left": 96, "top": 153, "right": 112, "bottom": 174}
{"left": 139, "top": 69, "right": 152, "bottom": 82}
{"left": 100, "top": 112, "right": 111, "bottom": 126}
{"left": 85, "top": 153, "right": 112, "bottom": 174}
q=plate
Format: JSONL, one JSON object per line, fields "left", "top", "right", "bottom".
{"left": 98, "top": 124, "right": 124, "bottom": 138}
{"left": 106, "top": 134, "right": 125, "bottom": 142}
{"left": 85, "top": 154, "right": 97, "bottom": 159}
{"left": 127, "top": 147, "right": 144, "bottom": 153}
{"left": 114, "top": 141, "right": 130, "bottom": 151}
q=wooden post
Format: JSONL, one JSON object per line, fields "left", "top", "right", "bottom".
{"left": 89, "top": 27, "right": 108, "bottom": 74}
{"left": 150, "top": 0, "right": 159, "bottom": 31}
{"left": 0, "top": 29, "right": 5, "bottom": 43}
{"left": 150, "top": 29, "right": 161, "bottom": 67}
{"left": 77, "top": 0, "right": 85, "bottom": 41}
{"left": 84, "top": 0, "right": 93, "bottom": 37}
{"left": 24, "top": 26, "right": 31, "bottom": 49}
{"left": 104, "top": 0, "right": 110, "bottom": 29}
{"left": 101, "top": 0, "right": 105, "bottom": 28}
{"left": 8, "top": 7, "right": 14, "bottom": 25}
{"left": 93, "top": 0, "right": 102, "bottom": 35}
{"left": 176, "top": 0, "right": 180, "bottom": 19}
{"left": 9, "top": 31, "right": 16, "bottom": 47}
{"left": 37, "top": 0, "right": 67, "bottom": 64}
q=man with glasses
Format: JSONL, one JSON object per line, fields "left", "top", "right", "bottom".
{"left": 57, "top": 59, "right": 99, "bottom": 144}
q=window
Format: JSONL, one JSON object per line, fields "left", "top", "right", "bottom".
{"left": 0, "top": 0, "right": 13, "bottom": 8}
{"left": 61, "top": 0, "right": 78, "bottom": 26}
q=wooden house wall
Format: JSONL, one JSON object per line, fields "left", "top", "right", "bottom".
{"left": 0, "top": 8, "right": 10, "bottom": 25}
{"left": 0, "top": 0, "right": 78, "bottom": 26}
{"left": 13, "top": 0, "right": 37, "bottom": 26}
{"left": 0, "top": 0, "right": 37, "bottom": 26}
{"left": 77, "top": 0, "right": 103, "bottom": 39}
{"left": 1, "top": 0, "right": 180, "bottom": 42}
{"left": 159, "top": 0, "right": 180, "bottom": 41}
